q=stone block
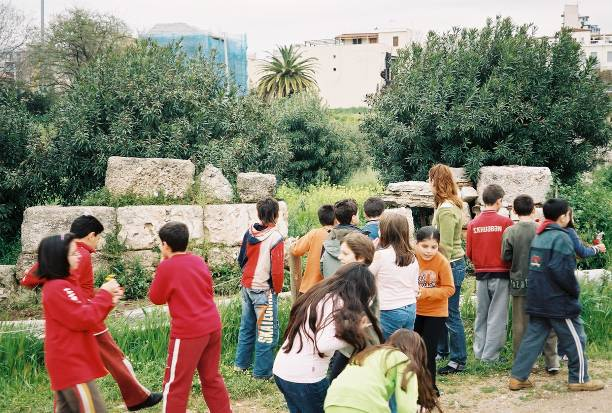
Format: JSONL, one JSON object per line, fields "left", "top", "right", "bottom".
{"left": 384, "top": 207, "right": 416, "bottom": 244}
{"left": 15, "top": 253, "right": 37, "bottom": 280}
{"left": 460, "top": 186, "right": 478, "bottom": 203}
{"left": 0, "top": 265, "right": 16, "bottom": 290}
{"left": 105, "top": 156, "right": 195, "bottom": 198}
{"left": 117, "top": 205, "right": 204, "bottom": 250}
{"left": 21, "top": 206, "right": 116, "bottom": 253}
{"left": 205, "top": 246, "right": 241, "bottom": 268}
{"left": 199, "top": 165, "right": 234, "bottom": 204}
{"left": 236, "top": 172, "right": 277, "bottom": 203}
{"left": 203, "top": 202, "right": 288, "bottom": 246}
{"left": 477, "top": 166, "right": 552, "bottom": 205}
{"left": 510, "top": 207, "right": 544, "bottom": 223}
{"left": 123, "top": 250, "right": 160, "bottom": 270}
{"left": 450, "top": 167, "right": 472, "bottom": 188}
{"left": 462, "top": 202, "right": 472, "bottom": 229}
{"left": 382, "top": 181, "right": 434, "bottom": 208}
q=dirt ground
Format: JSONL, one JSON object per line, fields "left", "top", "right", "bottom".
{"left": 221, "top": 359, "right": 612, "bottom": 413}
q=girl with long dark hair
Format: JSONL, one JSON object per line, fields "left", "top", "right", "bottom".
{"left": 273, "top": 263, "right": 383, "bottom": 413}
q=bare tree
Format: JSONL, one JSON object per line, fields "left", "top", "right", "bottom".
{"left": 0, "top": 1, "right": 32, "bottom": 77}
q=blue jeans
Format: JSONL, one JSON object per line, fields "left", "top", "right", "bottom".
{"left": 274, "top": 375, "right": 329, "bottom": 413}
{"left": 512, "top": 316, "right": 589, "bottom": 384}
{"left": 380, "top": 303, "right": 416, "bottom": 341}
{"left": 437, "top": 258, "right": 468, "bottom": 365}
{"left": 234, "top": 287, "right": 278, "bottom": 378}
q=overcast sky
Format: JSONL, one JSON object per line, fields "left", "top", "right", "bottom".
{"left": 14, "top": 0, "right": 612, "bottom": 55}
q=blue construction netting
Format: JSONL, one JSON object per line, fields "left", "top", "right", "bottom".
{"left": 146, "top": 32, "right": 248, "bottom": 92}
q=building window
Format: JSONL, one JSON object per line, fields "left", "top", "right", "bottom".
{"left": 393, "top": 36, "right": 399, "bottom": 47}
{"left": 352, "top": 38, "right": 362, "bottom": 44}
{"left": 608, "top": 51, "right": 612, "bottom": 62}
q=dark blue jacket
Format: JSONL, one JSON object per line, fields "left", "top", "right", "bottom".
{"left": 526, "top": 223, "right": 580, "bottom": 319}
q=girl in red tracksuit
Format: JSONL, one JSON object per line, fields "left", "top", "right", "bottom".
{"left": 38, "top": 233, "right": 122, "bottom": 413}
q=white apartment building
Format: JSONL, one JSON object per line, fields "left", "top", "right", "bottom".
{"left": 562, "top": 4, "right": 612, "bottom": 71}
{"left": 248, "top": 28, "right": 417, "bottom": 108}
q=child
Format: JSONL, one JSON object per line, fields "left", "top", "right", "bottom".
{"left": 148, "top": 222, "right": 231, "bottom": 413}
{"left": 324, "top": 329, "right": 441, "bottom": 413}
{"left": 273, "top": 263, "right": 382, "bottom": 413}
{"left": 502, "top": 195, "right": 559, "bottom": 373}
{"left": 291, "top": 204, "right": 335, "bottom": 294}
{"left": 509, "top": 199, "right": 604, "bottom": 392}
{"left": 329, "top": 232, "right": 378, "bottom": 381}
{"left": 362, "top": 197, "right": 385, "bottom": 241}
{"left": 414, "top": 226, "right": 455, "bottom": 395}
{"left": 466, "top": 184, "right": 513, "bottom": 362}
{"left": 234, "top": 197, "right": 285, "bottom": 379}
{"left": 38, "top": 233, "right": 122, "bottom": 412}
{"left": 21, "top": 215, "right": 160, "bottom": 411}
{"left": 369, "top": 212, "right": 419, "bottom": 339}
{"left": 321, "top": 199, "right": 367, "bottom": 277}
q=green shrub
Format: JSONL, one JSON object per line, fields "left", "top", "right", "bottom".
{"left": 272, "top": 94, "right": 368, "bottom": 186}
{"left": 0, "top": 237, "right": 21, "bottom": 265}
{"left": 363, "top": 18, "right": 611, "bottom": 183}
{"left": 558, "top": 166, "right": 612, "bottom": 270}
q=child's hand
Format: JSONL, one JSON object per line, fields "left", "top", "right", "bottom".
{"left": 359, "top": 315, "right": 372, "bottom": 330}
{"left": 101, "top": 280, "right": 123, "bottom": 303}
{"left": 596, "top": 243, "right": 606, "bottom": 253}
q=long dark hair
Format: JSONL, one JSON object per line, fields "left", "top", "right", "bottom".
{"left": 379, "top": 212, "right": 415, "bottom": 266}
{"left": 352, "top": 329, "right": 442, "bottom": 412}
{"left": 37, "top": 233, "right": 76, "bottom": 280}
{"left": 282, "top": 263, "right": 383, "bottom": 356}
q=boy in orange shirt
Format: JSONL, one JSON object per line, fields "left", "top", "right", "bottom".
{"left": 290, "top": 205, "right": 334, "bottom": 294}
{"left": 414, "top": 226, "right": 455, "bottom": 396}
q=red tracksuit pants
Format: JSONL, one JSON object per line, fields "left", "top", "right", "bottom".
{"left": 162, "top": 330, "right": 231, "bottom": 413}
{"left": 95, "top": 330, "right": 150, "bottom": 408}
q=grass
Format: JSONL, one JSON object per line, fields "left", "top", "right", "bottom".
{"left": 277, "top": 181, "right": 382, "bottom": 238}
{"left": 0, "top": 236, "right": 21, "bottom": 265}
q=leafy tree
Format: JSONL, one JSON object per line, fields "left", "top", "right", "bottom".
{"left": 272, "top": 93, "right": 366, "bottom": 186}
{"left": 363, "top": 17, "right": 611, "bottom": 183}
{"left": 28, "top": 40, "right": 290, "bottom": 203}
{"left": 27, "top": 8, "right": 131, "bottom": 89}
{"left": 257, "top": 45, "right": 317, "bottom": 101}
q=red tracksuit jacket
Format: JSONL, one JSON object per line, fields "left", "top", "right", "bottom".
{"left": 43, "top": 279, "right": 114, "bottom": 390}
{"left": 466, "top": 210, "right": 513, "bottom": 274}
{"left": 148, "top": 253, "right": 222, "bottom": 339}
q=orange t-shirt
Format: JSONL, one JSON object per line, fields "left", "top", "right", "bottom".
{"left": 292, "top": 226, "right": 333, "bottom": 293}
{"left": 416, "top": 252, "right": 455, "bottom": 317}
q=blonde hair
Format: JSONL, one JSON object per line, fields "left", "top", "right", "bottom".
{"left": 428, "top": 164, "right": 463, "bottom": 209}
{"left": 342, "top": 233, "right": 375, "bottom": 265}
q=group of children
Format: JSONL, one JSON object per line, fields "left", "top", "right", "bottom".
{"left": 23, "top": 163, "right": 606, "bottom": 413}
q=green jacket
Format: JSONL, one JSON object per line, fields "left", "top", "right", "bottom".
{"left": 432, "top": 201, "right": 465, "bottom": 261}
{"left": 324, "top": 349, "right": 417, "bottom": 413}
{"left": 501, "top": 221, "right": 537, "bottom": 296}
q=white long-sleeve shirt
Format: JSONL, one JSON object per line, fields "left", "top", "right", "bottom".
{"left": 273, "top": 295, "right": 349, "bottom": 383}
{"left": 369, "top": 247, "right": 419, "bottom": 311}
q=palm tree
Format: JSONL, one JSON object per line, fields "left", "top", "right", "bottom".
{"left": 257, "top": 45, "right": 318, "bottom": 101}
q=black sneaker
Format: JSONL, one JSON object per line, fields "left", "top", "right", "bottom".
{"left": 128, "top": 392, "right": 163, "bottom": 411}
{"left": 438, "top": 361, "right": 466, "bottom": 375}
{"left": 546, "top": 367, "right": 560, "bottom": 375}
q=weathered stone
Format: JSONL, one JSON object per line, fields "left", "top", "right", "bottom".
{"left": 284, "top": 237, "right": 298, "bottom": 270}
{"left": 198, "top": 164, "right": 234, "bottom": 204}
{"left": 460, "top": 186, "right": 478, "bottom": 203}
{"left": 15, "top": 253, "right": 37, "bottom": 280}
{"left": 236, "top": 172, "right": 277, "bottom": 203}
{"left": 462, "top": 202, "right": 472, "bottom": 229}
{"left": 203, "top": 202, "right": 289, "bottom": 246}
{"left": 477, "top": 166, "right": 552, "bottom": 205}
{"left": 123, "top": 250, "right": 160, "bottom": 270}
{"left": 0, "top": 265, "right": 16, "bottom": 290}
{"left": 382, "top": 181, "right": 434, "bottom": 208}
{"left": 205, "top": 246, "right": 241, "bottom": 268}
{"left": 498, "top": 207, "right": 511, "bottom": 218}
{"left": 450, "top": 167, "right": 472, "bottom": 188}
{"left": 384, "top": 208, "right": 416, "bottom": 244}
{"left": 21, "top": 206, "right": 116, "bottom": 253}
{"left": 510, "top": 207, "right": 544, "bottom": 223}
{"left": 105, "top": 156, "right": 195, "bottom": 198}
{"left": 117, "top": 205, "right": 204, "bottom": 250}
